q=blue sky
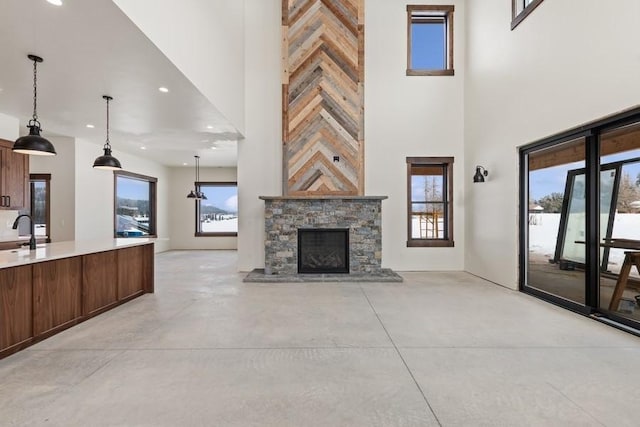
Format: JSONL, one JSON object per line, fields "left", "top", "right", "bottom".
{"left": 530, "top": 149, "right": 640, "bottom": 201}
{"left": 117, "top": 176, "right": 149, "bottom": 200}
{"left": 200, "top": 186, "right": 238, "bottom": 213}
{"left": 411, "top": 23, "right": 445, "bottom": 69}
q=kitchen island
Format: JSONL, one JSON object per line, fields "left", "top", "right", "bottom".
{"left": 0, "top": 239, "right": 154, "bottom": 358}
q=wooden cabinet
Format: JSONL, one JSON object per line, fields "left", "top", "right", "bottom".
{"left": 0, "top": 265, "right": 32, "bottom": 352}
{"left": 83, "top": 251, "right": 118, "bottom": 316}
{"left": 0, "top": 139, "right": 29, "bottom": 210}
{"left": 33, "top": 257, "right": 82, "bottom": 336}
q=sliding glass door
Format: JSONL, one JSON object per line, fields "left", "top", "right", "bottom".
{"left": 524, "top": 137, "right": 586, "bottom": 305}
{"left": 599, "top": 123, "right": 640, "bottom": 321}
{"left": 520, "top": 109, "right": 640, "bottom": 329}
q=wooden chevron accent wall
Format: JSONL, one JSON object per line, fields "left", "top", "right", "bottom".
{"left": 282, "top": 0, "right": 365, "bottom": 196}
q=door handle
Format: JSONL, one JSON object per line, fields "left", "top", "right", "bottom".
{"left": 0, "top": 196, "right": 6, "bottom": 207}
{"left": 6, "top": 196, "right": 10, "bottom": 207}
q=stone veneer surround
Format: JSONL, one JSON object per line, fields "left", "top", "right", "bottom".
{"left": 260, "top": 196, "right": 387, "bottom": 275}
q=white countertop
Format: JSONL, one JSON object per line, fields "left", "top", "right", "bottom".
{"left": 0, "top": 238, "right": 155, "bottom": 269}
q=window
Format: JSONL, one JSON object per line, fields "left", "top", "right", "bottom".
{"left": 114, "top": 171, "right": 157, "bottom": 238}
{"left": 195, "top": 182, "right": 238, "bottom": 236}
{"left": 511, "top": 0, "right": 544, "bottom": 30}
{"left": 407, "top": 157, "right": 454, "bottom": 247}
{"left": 406, "top": 5, "right": 454, "bottom": 76}
{"left": 30, "top": 174, "right": 51, "bottom": 243}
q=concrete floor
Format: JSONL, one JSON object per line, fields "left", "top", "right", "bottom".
{"left": 2, "top": 251, "right": 640, "bottom": 426}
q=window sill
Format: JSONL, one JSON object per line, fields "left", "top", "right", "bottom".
{"left": 407, "top": 239, "right": 454, "bottom": 248}
{"left": 406, "top": 69, "right": 454, "bottom": 77}
{"left": 195, "top": 232, "right": 238, "bottom": 237}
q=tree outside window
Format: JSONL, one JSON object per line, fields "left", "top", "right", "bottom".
{"left": 407, "top": 157, "right": 454, "bottom": 247}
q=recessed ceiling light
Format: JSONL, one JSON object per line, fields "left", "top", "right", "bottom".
{"left": 211, "top": 146, "right": 217, "bottom": 150}
{"left": 183, "top": 162, "right": 188, "bottom": 166}
{"left": 86, "top": 124, "right": 95, "bottom": 128}
{"left": 206, "top": 125, "right": 213, "bottom": 129}
{"left": 47, "top": 0, "right": 63, "bottom": 6}
{"left": 140, "top": 146, "right": 147, "bottom": 150}
{"left": 158, "top": 87, "right": 169, "bottom": 93}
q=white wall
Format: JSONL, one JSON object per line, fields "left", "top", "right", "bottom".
{"left": 74, "top": 139, "right": 171, "bottom": 252}
{"left": 464, "top": 0, "right": 640, "bottom": 288}
{"left": 112, "top": 0, "right": 246, "bottom": 134}
{"left": 30, "top": 136, "right": 76, "bottom": 242}
{"left": 237, "top": 0, "right": 283, "bottom": 272}
{"left": 0, "top": 113, "right": 19, "bottom": 141}
{"left": 366, "top": 0, "right": 466, "bottom": 271}
{"left": 169, "top": 166, "right": 237, "bottom": 249}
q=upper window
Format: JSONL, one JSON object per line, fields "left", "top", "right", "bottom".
{"left": 512, "top": 0, "right": 544, "bottom": 30}
{"left": 407, "top": 157, "right": 454, "bottom": 247}
{"left": 406, "top": 5, "right": 454, "bottom": 76}
{"left": 30, "top": 174, "right": 51, "bottom": 243}
{"left": 195, "top": 182, "right": 238, "bottom": 237}
{"left": 114, "top": 171, "right": 157, "bottom": 238}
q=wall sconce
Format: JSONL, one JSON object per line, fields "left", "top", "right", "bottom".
{"left": 473, "top": 165, "right": 488, "bottom": 183}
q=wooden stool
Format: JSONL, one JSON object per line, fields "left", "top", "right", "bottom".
{"left": 608, "top": 251, "right": 640, "bottom": 311}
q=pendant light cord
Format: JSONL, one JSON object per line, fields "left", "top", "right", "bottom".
{"left": 32, "top": 59, "right": 38, "bottom": 121}
{"left": 104, "top": 97, "right": 112, "bottom": 150}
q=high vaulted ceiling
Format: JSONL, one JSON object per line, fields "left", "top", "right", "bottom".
{"left": 0, "top": 0, "right": 241, "bottom": 167}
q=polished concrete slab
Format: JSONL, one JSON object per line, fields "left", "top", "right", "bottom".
{"left": 2, "top": 250, "right": 640, "bottom": 426}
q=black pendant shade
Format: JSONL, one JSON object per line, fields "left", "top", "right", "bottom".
{"left": 93, "top": 95, "right": 122, "bottom": 170}
{"left": 13, "top": 54, "right": 57, "bottom": 156}
{"left": 13, "top": 123, "right": 56, "bottom": 156}
{"left": 93, "top": 146, "right": 122, "bottom": 170}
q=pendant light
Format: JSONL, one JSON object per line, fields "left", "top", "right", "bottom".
{"left": 13, "top": 55, "right": 57, "bottom": 156}
{"left": 93, "top": 95, "right": 122, "bottom": 170}
{"left": 186, "top": 155, "right": 207, "bottom": 200}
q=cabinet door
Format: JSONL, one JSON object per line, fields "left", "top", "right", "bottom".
{"left": 83, "top": 251, "right": 118, "bottom": 316}
{"left": 118, "top": 246, "right": 146, "bottom": 300}
{"left": 0, "top": 139, "right": 29, "bottom": 210}
{"left": 33, "top": 258, "right": 82, "bottom": 336}
{"left": 0, "top": 265, "right": 32, "bottom": 352}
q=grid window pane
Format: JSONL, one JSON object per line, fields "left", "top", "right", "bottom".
{"left": 407, "top": 157, "right": 454, "bottom": 246}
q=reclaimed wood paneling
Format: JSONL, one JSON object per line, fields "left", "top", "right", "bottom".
{"left": 283, "top": 0, "right": 364, "bottom": 196}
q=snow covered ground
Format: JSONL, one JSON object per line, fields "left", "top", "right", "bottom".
{"left": 201, "top": 218, "right": 238, "bottom": 233}
{"left": 529, "top": 213, "right": 640, "bottom": 275}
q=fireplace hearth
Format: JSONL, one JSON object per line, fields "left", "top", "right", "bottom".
{"left": 298, "top": 229, "right": 349, "bottom": 274}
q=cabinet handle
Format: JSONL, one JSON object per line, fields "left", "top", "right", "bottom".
{"left": 1, "top": 196, "right": 5, "bottom": 207}
{"left": 6, "top": 196, "right": 10, "bottom": 207}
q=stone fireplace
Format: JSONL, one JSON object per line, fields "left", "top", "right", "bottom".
{"left": 259, "top": 196, "right": 387, "bottom": 276}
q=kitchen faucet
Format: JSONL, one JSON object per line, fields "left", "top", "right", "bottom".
{"left": 12, "top": 214, "right": 36, "bottom": 250}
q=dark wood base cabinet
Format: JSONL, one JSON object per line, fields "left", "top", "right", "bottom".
{"left": 0, "top": 243, "right": 154, "bottom": 359}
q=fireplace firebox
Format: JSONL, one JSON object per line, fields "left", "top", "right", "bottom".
{"left": 298, "top": 228, "right": 349, "bottom": 274}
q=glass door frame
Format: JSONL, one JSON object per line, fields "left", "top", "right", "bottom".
{"left": 519, "top": 106, "right": 640, "bottom": 329}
